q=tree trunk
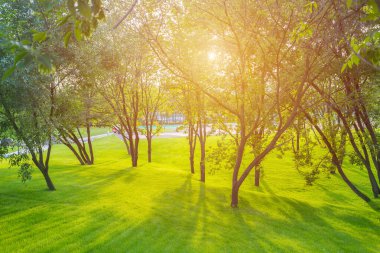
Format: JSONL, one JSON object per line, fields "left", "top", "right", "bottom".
{"left": 365, "top": 165, "right": 380, "bottom": 198}
{"left": 310, "top": 82, "right": 380, "bottom": 197}
{"left": 132, "top": 137, "right": 139, "bottom": 167}
{"left": 86, "top": 123, "right": 94, "bottom": 164}
{"left": 120, "top": 132, "right": 131, "bottom": 155}
{"left": 132, "top": 156, "right": 138, "bottom": 167}
{"left": 147, "top": 136, "right": 152, "bottom": 163}
{"left": 188, "top": 123, "right": 196, "bottom": 174}
{"left": 131, "top": 145, "right": 138, "bottom": 167}
{"left": 190, "top": 148, "right": 195, "bottom": 174}
{"left": 199, "top": 137, "right": 206, "bottom": 182}
{"left": 231, "top": 184, "right": 239, "bottom": 208}
{"left": 63, "top": 143, "right": 85, "bottom": 165}
{"left": 231, "top": 139, "right": 246, "bottom": 205}
{"left": 254, "top": 167, "right": 260, "bottom": 187}
{"left": 303, "top": 109, "right": 371, "bottom": 202}
{"left": 42, "top": 170, "right": 55, "bottom": 191}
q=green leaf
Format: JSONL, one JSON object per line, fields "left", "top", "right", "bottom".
{"left": 348, "top": 58, "right": 353, "bottom": 68}
{"left": 78, "top": 0, "right": 92, "bottom": 19}
{"left": 37, "top": 55, "right": 52, "bottom": 69}
{"left": 369, "top": 0, "right": 380, "bottom": 14}
{"left": 21, "top": 40, "right": 31, "bottom": 45}
{"left": 32, "top": 31, "right": 47, "bottom": 43}
{"left": 16, "top": 54, "right": 33, "bottom": 68}
{"left": 14, "top": 51, "right": 28, "bottom": 64}
{"left": 341, "top": 63, "right": 347, "bottom": 73}
{"left": 57, "top": 14, "right": 71, "bottom": 26}
{"left": 74, "top": 26, "right": 82, "bottom": 41}
{"left": 64, "top": 31, "right": 72, "bottom": 47}
{"left": 352, "top": 54, "right": 360, "bottom": 66}
{"left": 2, "top": 66, "right": 16, "bottom": 81}
{"left": 37, "top": 54, "right": 55, "bottom": 74}
{"left": 350, "top": 37, "right": 361, "bottom": 52}
{"left": 74, "top": 20, "right": 82, "bottom": 41}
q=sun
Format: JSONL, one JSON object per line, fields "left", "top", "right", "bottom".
{"left": 207, "top": 51, "right": 217, "bottom": 61}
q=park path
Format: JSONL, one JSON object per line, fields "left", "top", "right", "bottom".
{"left": 114, "top": 131, "right": 188, "bottom": 141}
{"left": 4, "top": 126, "right": 219, "bottom": 157}
{"left": 4, "top": 132, "right": 114, "bottom": 157}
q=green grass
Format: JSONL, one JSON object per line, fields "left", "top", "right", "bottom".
{"left": 81, "top": 127, "right": 111, "bottom": 136}
{"left": 0, "top": 136, "right": 379, "bottom": 252}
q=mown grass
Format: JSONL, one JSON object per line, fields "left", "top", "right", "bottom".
{"left": 79, "top": 127, "right": 111, "bottom": 136}
{"left": 0, "top": 136, "right": 379, "bottom": 252}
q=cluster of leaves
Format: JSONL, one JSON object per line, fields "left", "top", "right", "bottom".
{"left": 1, "top": 0, "right": 106, "bottom": 81}
{"left": 295, "top": 152, "right": 335, "bottom": 186}
{"left": 290, "top": 127, "right": 332, "bottom": 185}
{"left": 18, "top": 164, "right": 34, "bottom": 183}
{"left": 348, "top": 151, "right": 365, "bottom": 169}
{"left": 342, "top": 0, "right": 380, "bottom": 72}
{"left": 0, "top": 33, "right": 55, "bottom": 80}
{"left": 207, "top": 136, "right": 237, "bottom": 175}
{"left": 60, "top": 0, "right": 105, "bottom": 46}
{"left": 0, "top": 0, "right": 56, "bottom": 80}
{"left": 8, "top": 154, "right": 33, "bottom": 184}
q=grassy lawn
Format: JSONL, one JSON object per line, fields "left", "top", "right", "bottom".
{"left": 0, "top": 136, "right": 379, "bottom": 252}
{"left": 80, "top": 127, "right": 112, "bottom": 136}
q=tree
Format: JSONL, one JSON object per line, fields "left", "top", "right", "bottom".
{"left": 139, "top": 55, "right": 165, "bottom": 163}
{"left": 53, "top": 82, "right": 97, "bottom": 165}
{"left": 0, "top": 67, "right": 56, "bottom": 190}
{"left": 94, "top": 31, "right": 146, "bottom": 167}
{"left": 0, "top": 0, "right": 67, "bottom": 190}
{"left": 138, "top": 0, "right": 336, "bottom": 207}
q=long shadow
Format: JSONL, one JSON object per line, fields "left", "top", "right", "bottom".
{"left": 80, "top": 174, "right": 207, "bottom": 252}
{"left": 5, "top": 171, "right": 379, "bottom": 253}
{"left": 76, "top": 177, "right": 378, "bottom": 252}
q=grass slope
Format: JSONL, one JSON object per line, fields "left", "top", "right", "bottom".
{"left": 0, "top": 136, "right": 379, "bottom": 252}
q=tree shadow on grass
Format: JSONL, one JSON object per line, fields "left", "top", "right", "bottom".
{"left": 44, "top": 174, "right": 380, "bottom": 253}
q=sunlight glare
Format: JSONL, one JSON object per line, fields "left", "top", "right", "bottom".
{"left": 208, "top": 51, "right": 217, "bottom": 61}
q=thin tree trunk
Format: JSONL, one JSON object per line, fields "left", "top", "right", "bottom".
{"left": 86, "top": 123, "right": 94, "bottom": 164}
{"left": 129, "top": 135, "right": 138, "bottom": 167}
{"left": 310, "top": 82, "right": 380, "bottom": 197}
{"left": 63, "top": 142, "right": 85, "bottom": 165}
{"left": 231, "top": 139, "right": 246, "bottom": 207}
{"left": 42, "top": 169, "right": 55, "bottom": 191}
{"left": 76, "top": 128, "right": 91, "bottom": 163}
{"left": 188, "top": 123, "right": 197, "bottom": 174}
{"left": 147, "top": 136, "right": 152, "bottom": 163}
{"left": 231, "top": 184, "right": 239, "bottom": 208}
{"left": 200, "top": 141, "right": 206, "bottom": 182}
{"left": 190, "top": 149, "right": 195, "bottom": 174}
{"left": 198, "top": 117, "right": 206, "bottom": 182}
{"left": 303, "top": 110, "right": 370, "bottom": 202}
{"left": 254, "top": 167, "right": 260, "bottom": 187}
